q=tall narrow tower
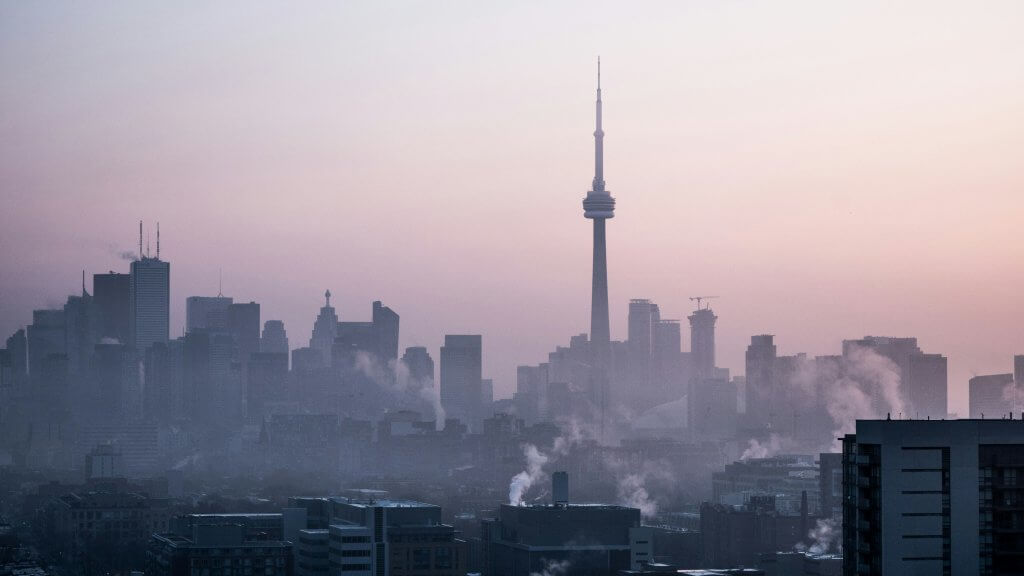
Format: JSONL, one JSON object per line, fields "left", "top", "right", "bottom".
{"left": 583, "top": 60, "right": 615, "bottom": 435}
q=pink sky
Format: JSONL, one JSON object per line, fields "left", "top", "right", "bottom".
{"left": 2, "top": 1, "right": 1023, "bottom": 414}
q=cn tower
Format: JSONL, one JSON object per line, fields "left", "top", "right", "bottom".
{"left": 582, "top": 59, "right": 614, "bottom": 435}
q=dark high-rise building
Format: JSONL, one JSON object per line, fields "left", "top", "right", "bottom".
{"left": 144, "top": 340, "right": 183, "bottom": 422}
{"left": 582, "top": 61, "right": 615, "bottom": 436}
{"left": 652, "top": 318, "right": 681, "bottom": 366}
{"left": 628, "top": 299, "right": 657, "bottom": 363}
{"left": 261, "top": 320, "right": 289, "bottom": 355}
{"left": 185, "top": 295, "right": 233, "bottom": 333}
{"left": 5, "top": 329, "right": 27, "bottom": 384}
{"left": 334, "top": 301, "right": 401, "bottom": 368}
{"left": 130, "top": 254, "right": 170, "bottom": 352}
{"left": 309, "top": 290, "right": 338, "bottom": 366}
{"left": 27, "top": 309, "right": 66, "bottom": 379}
{"left": 372, "top": 300, "right": 399, "bottom": 363}
{"left": 842, "top": 419, "right": 1024, "bottom": 576}
{"left": 401, "top": 346, "right": 434, "bottom": 385}
{"left": 440, "top": 335, "right": 482, "bottom": 431}
{"left": 93, "top": 271, "right": 130, "bottom": 343}
{"left": 969, "top": 373, "right": 1014, "bottom": 419}
{"left": 91, "top": 342, "right": 136, "bottom": 420}
{"left": 906, "top": 353, "right": 948, "bottom": 419}
{"left": 688, "top": 305, "right": 717, "bottom": 379}
{"left": 63, "top": 280, "right": 97, "bottom": 375}
{"left": 745, "top": 335, "right": 777, "bottom": 430}
{"left": 227, "top": 302, "right": 261, "bottom": 365}
{"left": 481, "top": 378, "right": 494, "bottom": 412}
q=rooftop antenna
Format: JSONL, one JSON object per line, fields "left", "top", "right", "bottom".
{"left": 138, "top": 220, "right": 143, "bottom": 260}
{"left": 325, "top": 289, "right": 332, "bottom": 308}
{"left": 81, "top": 270, "right": 86, "bottom": 296}
{"left": 156, "top": 222, "right": 160, "bottom": 260}
{"left": 147, "top": 229, "right": 151, "bottom": 258}
{"left": 218, "top": 268, "right": 223, "bottom": 297}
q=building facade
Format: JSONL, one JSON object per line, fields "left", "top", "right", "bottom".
{"left": 842, "top": 419, "right": 1024, "bottom": 576}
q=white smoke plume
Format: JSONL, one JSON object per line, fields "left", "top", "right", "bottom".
{"left": 781, "top": 346, "right": 906, "bottom": 452}
{"left": 530, "top": 559, "right": 571, "bottom": 576}
{"left": 509, "top": 444, "right": 550, "bottom": 505}
{"left": 603, "top": 457, "right": 672, "bottom": 520}
{"left": 795, "top": 518, "right": 840, "bottom": 556}
{"left": 355, "top": 351, "right": 445, "bottom": 429}
{"left": 739, "top": 433, "right": 784, "bottom": 461}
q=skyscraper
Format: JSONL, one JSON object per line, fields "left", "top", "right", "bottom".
{"left": 310, "top": 290, "right": 338, "bottom": 366}
{"left": 186, "top": 295, "right": 233, "bottom": 333}
{"left": 582, "top": 60, "right": 615, "bottom": 435}
{"left": 689, "top": 305, "right": 717, "bottom": 380}
{"left": 401, "top": 346, "right": 435, "bottom": 386}
{"left": 261, "top": 320, "right": 289, "bottom": 355}
{"left": 129, "top": 228, "right": 170, "bottom": 352}
{"left": 906, "top": 353, "right": 947, "bottom": 419}
{"left": 372, "top": 301, "right": 400, "bottom": 363}
{"left": 227, "top": 302, "right": 261, "bottom": 366}
{"left": 27, "top": 308, "right": 65, "bottom": 379}
{"left": 440, "top": 335, "right": 482, "bottom": 431}
{"left": 93, "top": 272, "right": 130, "bottom": 344}
{"left": 969, "top": 373, "right": 1014, "bottom": 419}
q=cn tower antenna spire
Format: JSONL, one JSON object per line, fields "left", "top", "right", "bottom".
{"left": 581, "top": 59, "right": 615, "bottom": 440}
{"left": 592, "top": 57, "right": 605, "bottom": 195}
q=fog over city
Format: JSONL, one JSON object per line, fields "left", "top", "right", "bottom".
{"left": 1, "top": 2, "right": 1023, "bottom": 576}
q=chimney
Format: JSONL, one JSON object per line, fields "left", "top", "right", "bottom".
{"left": 553, "top": 471, "right": 569, "bottom": 506}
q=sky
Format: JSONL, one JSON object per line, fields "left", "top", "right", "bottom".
{"left": 2, "top": 1, "right": 1023, "bottom": 415}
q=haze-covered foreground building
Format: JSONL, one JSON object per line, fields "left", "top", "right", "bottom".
{"left": 481, "top": 478, "right": 650, "bottom": 576}
{"left": 842, "top": 419, "right": 1024, "bottom": 576}
{"left": 148, "top": 524, "right": 293, "bottom": 576}
{"left": 290, "top": 497, "right": 466, "bottom": 576}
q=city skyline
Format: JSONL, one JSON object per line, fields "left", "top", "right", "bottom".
{"left": 3, "top": 2, "right": 1024, "bottom": 415}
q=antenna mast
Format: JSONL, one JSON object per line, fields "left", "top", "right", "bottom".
{"left": 138, "top": 220, "right": 143, "bottom": 260}
{"left": 157, "top": 222, "right": 160, "bottom": 260}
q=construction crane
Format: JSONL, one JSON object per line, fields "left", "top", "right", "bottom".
{"left": 689, "top": 296, "right": 718, "bottom": 311}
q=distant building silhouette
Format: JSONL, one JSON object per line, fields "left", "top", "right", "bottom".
{"left": 1014, "top": 354, "right": 1024, "bottom": 413}
{"left": 401, "top": 346, "right": 434, "bottom": 385}
{"left": 27, "top": 308, "right": 66, "bottom": 379}
{"left": 969, "top": 373, "right": 1014, "bottom": 418}
{"left": 372, "top": 300, "right": 400, "bottom": 363}
{"left": 309, "top": 290, "right": 338, "bottom": 366}
{"left": 582, "top": 61, "right": 615, "bottom": 437}
{"left": 907, "top": 353, "right": 948, "bottom": 418}
{"left": 93, "top": 271, "right": 130, "bottom": 344}
{"left": 481, "top": 378, "right": 494, "bottom": 413}
{"left": 5, "top": 328, "right": 27, "bottom": 384}
{"left": 688, "top": 305, "right": 717, "bottom": 380}
{"left": 843, "top": 336, "right": 947, "bottom": 419}
{"left": 261, "top": 320, "right": 289, "bottom": 355}
{"left": 227, "top": 302, "right": 261, "bottom": 367}
{"left": 185, "top": 295, "right": 233, "bottom": 333}
{"left": 63, "top": 280, "right": 97, "bottom": 375}
{"left": 332, "top": 300, "right": 399, "bottom": 369}
{"left": 129, "top": 255, "right": 170, "bottom": 352}
{"left": 440, "top": 335, "right": 482, "bottom": 432}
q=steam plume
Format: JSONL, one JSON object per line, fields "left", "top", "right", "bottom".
{"left": 509, "top": 444, "right": 549, "bottom": 505}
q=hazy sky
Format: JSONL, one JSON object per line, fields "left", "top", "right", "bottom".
{"left": 2, "top": 1, "right": 1023, "bottom": 414}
